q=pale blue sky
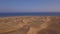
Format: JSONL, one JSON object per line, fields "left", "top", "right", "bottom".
{"left": 0, "top": 0, "right": 60, "bottom": 13}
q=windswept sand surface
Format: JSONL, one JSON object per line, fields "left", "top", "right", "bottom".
{"left": 0, "top": 16, "right": 60, "bottom": 34}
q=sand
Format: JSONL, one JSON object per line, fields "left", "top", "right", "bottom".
{"left": 0, "top": 16, "right": 60, "bottom": 34}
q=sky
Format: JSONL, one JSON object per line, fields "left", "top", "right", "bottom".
{"left": 0, "top": 0, "right": 60, "bottom": 13}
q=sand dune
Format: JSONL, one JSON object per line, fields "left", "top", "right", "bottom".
{"left": 0, "top": 16, "right": 60, "bottom": 34}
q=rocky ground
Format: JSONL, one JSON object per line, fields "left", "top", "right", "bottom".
{"left": 0, "top": 16, "right": 60, "bottom": 34}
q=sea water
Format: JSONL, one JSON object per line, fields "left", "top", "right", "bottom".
{"left": 0, "top": 12, "right": 60, "bottom": 17}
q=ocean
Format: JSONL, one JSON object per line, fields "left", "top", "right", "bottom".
{"left": 0, "top": 12, "right": 60, "bottom": 17}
